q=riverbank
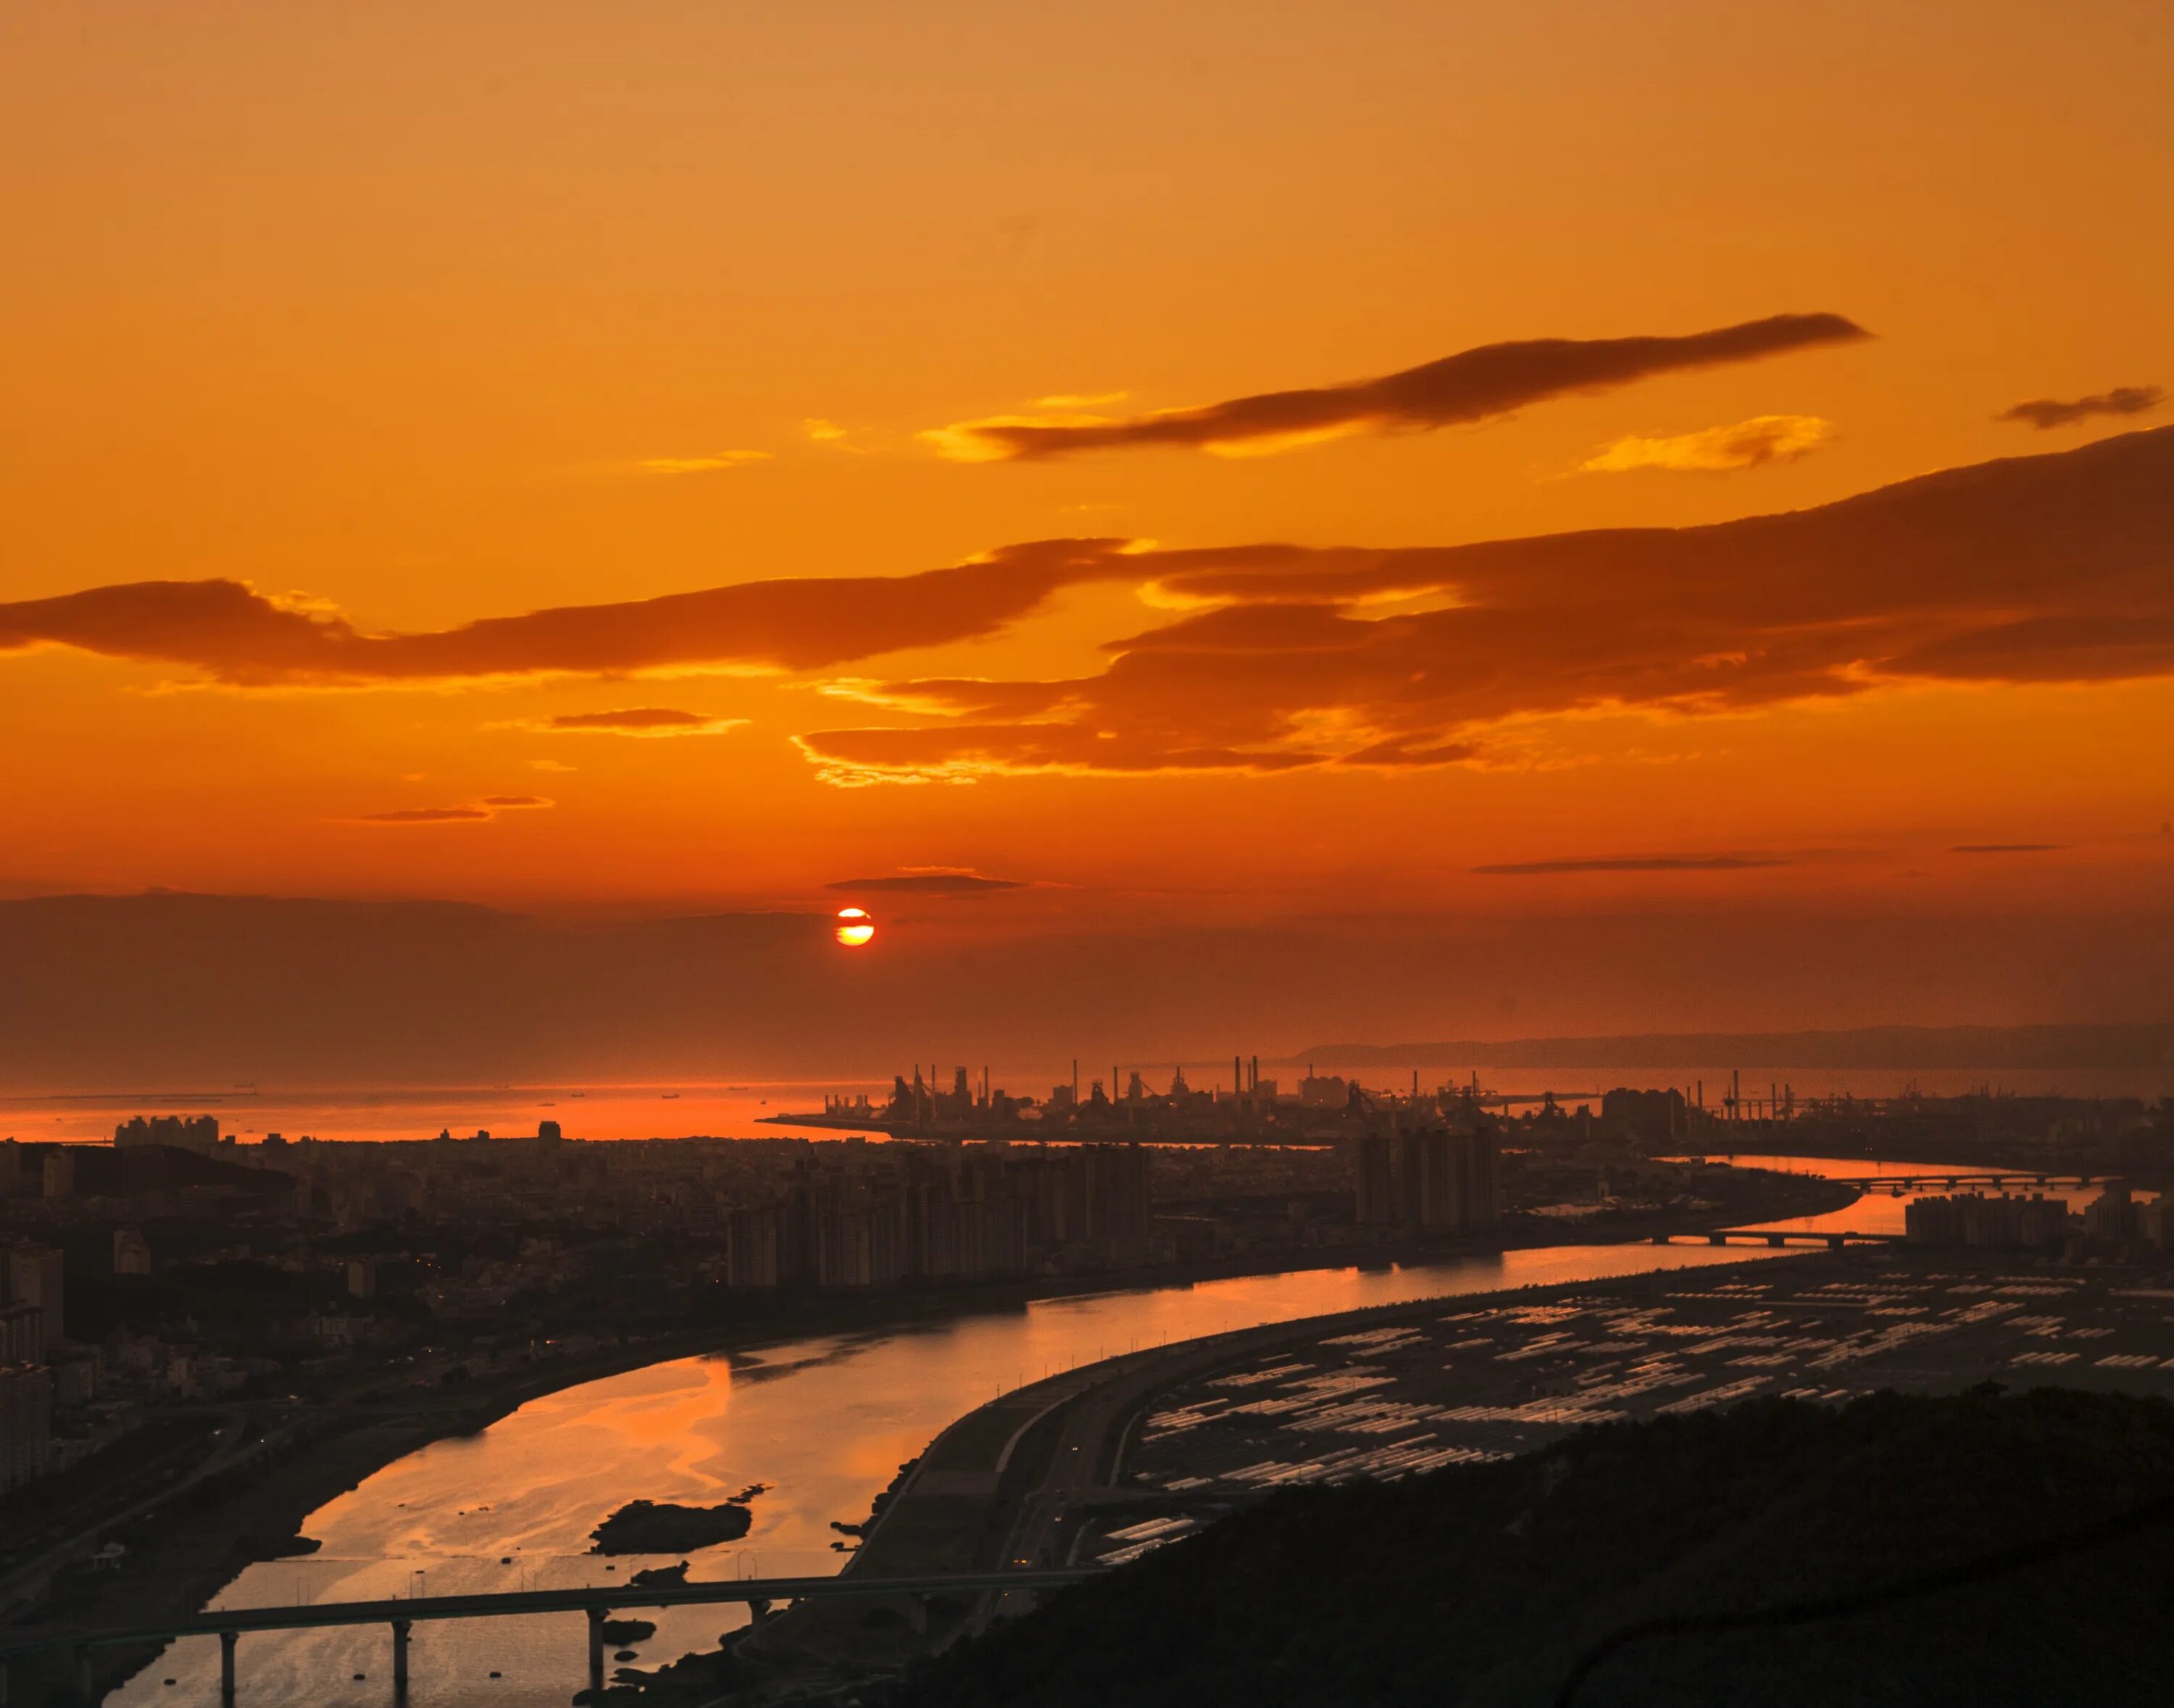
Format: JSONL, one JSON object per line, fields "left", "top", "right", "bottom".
{"left": 692, "top": 1251, "right": 1838, "bottom": 1695}
{"left": 735, "top": 1238, "right": 2174, "bottom": 1702}
{"left": 7, "top": 1171, "right": 1855, "bottom": 1701}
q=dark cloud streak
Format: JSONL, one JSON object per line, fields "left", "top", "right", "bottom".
{"left": 357, "top": 807, "right": 493, "bottom": 825}
{"left": 1473, "top": 857, "right": 1789, "bottom": 875}
{"left": 825, "top": 873, "right": 1025, "bottom": 893}
{"left": 804, "top": 426, "right": 2174, "bottom": 779}
{"left": 7, "top": 428, "right": 2174, "bottom": 786}
{"left": 1999, "top": 386, "right": 2162, "bottom": 430}
{"left": 0, "top": 541, "right": 1133, "bottom": 686}
{"left": 544, "top": 708, "right": 715, "bottom": 731}
{"left": 939, "top": 313, "right": 1868, "bottom": 459}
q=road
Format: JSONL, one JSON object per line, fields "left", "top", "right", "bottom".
{"left": 972, "top": 1304, "right": 1479, "bottom": 1630}
{"left": 0, "top": 1407, "right": 260, "bottom": 1622}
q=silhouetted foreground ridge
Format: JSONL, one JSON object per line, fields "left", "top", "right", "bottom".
{"left": 892, "top": 1389, "right": 2174, "bottom": 1707}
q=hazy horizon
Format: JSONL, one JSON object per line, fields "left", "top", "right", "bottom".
{"left": 3, "top": 888, "right": 2169, "bottom": 1096}
{"left": 5, "top": 1, "right": 2171, "bottom": 1097}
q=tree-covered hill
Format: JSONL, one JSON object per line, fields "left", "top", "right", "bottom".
{"left": 891, "top": 1388, "right": 2174, "bottom": 1708}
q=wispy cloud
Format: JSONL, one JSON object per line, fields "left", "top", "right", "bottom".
{"left": 922, "top": 313, "right": 1867, "bottom": 461}
{"left": 637, "top": 449, "right": 772, "bottom": 475}
{"left": 825, "top": 870, "right": 1026, "bottom": 893}
{"left": 1473, "top": 856, "right": 1789, "bottom": 875}
{"left": 1951, "top": 842, "right": 2065, "bottom": 854}
{"left": 1999, "top": 386, "right": 2162, "bottom": 430}
{"left": 528, "top": 707, "right": 746, "bottom": 737}
{"left": 353, "top": 796, "right": 553, "bottom": 825}
{"left": 1582, "top": 414, "right": 1832, "bottom": 475}
{"left": 357, "top": 807, "right": 492, "bottom": 824}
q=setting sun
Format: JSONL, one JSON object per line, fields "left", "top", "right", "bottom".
{"left": 834, "top": 907, "right": 875, "bottom": 948}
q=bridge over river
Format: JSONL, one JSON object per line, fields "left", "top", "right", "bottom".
{"left": 0, "top": 1568, "right": 1101, "bottom": 1705}
{"left": 1827, "top": 1171, "right": 2103, "bottom": 1193}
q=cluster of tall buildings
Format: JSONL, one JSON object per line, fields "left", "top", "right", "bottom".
{"left": 1, "top": 1241, "right": 64, "bottom": 1492}
{"left": 1902, "top": 1183, "right": 2174, "bottom": 1250}
{"left": 823, "top": 1057, "right": 1473, "bottom": 1143}
{"left": 1352, "top": 1128, "right": 1502, "bottom": 1233}
{"left": 114, "top": 1114, "right": 222, "bottom": 1154}
{"left": 2081, "top": 1184, "right": 2174, "bottom": 1246}
{"left": 723, "top": 1139, "right": 1154, "bottom": 1289}
{"left": 1904, "top": 1191, "right": 2073, "bottom": 1249}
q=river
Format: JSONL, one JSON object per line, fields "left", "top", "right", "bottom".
{"left": 114, "top": 1243, "right": 1799, "bottom": 1706}
{"left": 112, "top": 1153, "right": 2124, "bottom": 1705}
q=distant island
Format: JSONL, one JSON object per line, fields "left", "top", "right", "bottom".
{"left": 1291, "top": 1022, "right": 2174, "bottom": 1071}
{"left": 588, "top": 1488, "right": 764, "bottom": 1555}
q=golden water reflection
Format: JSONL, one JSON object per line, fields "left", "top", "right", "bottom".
{"left": 114, "top": 1242, "right": 1792, "bottom": 1707}
{"left": 1691, "top": 1151, "right": 2146, "bottom": 1238}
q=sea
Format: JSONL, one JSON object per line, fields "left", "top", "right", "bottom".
{"left": 4, "top": 1064, "right": 2165, "bottom": 1148}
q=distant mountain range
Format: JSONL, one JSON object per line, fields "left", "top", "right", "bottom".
{"left": 1288, "top": 1025, "right": 2174, "bottom": 1071}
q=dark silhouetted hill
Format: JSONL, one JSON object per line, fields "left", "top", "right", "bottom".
{"left": 894, "top": 1389, "right": 2174, "bottom": 1708}
{"left": 0, "top": 1141, "right": 293, "bottom": 1200}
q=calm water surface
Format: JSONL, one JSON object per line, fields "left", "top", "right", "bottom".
{"left": 1704, "top": 1150, "right": 2144, "bottom": 1236}
{"left": 10, "top": 1063, "right": 2165, "bottom": 1146}
{"left": 114, "top": 1243, "right": 1794, "bottom": 1707}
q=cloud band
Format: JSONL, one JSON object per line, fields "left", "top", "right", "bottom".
{"left": 927, "top": 312, "right": 1867, "bottom": 460}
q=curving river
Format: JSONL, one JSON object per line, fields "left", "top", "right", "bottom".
{"left": 117, "top": 1153, "right": 2112, "bottom": 1707}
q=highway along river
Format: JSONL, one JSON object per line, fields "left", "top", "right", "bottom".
{"left": 113, "top": 1217, "right": 1940, "bottom": 1707}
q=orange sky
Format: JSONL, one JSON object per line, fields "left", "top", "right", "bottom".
{"left": 3, "top": 1, "right": 2171, "bottom": 1049}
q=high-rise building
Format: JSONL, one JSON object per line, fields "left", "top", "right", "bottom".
{"left": 1456, "top": 1130, "right": 1502, "bottom": 1229}
{"left": 0, "top": 1363, "right": 53, "bottom": 1493}
{"left": 1354, "top": 1133, "right": 1396, "bottom": 1225}
{"left": 724, "top": 1206, "right": 783, "bottom": 1288}
{"left": 1387, "top": 1128, "right": 1501, "bottom": 1233}
{"left": 0, "top": 1303, "right": 43, "bottom": 1367}
{"left": 4, "top": 1243, "right": 64, "bottom": 1343}
{"left": 2083, "top": 1184, "right": 2135, "bottom": 1241}
{"left": 1084, "top": 1144, "right": 1151, "bottom": 1243}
